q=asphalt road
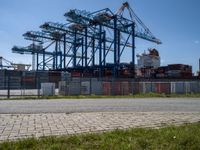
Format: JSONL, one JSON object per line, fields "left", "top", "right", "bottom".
{"left": 0, "top": 98, "right": 200, "bottom": 114}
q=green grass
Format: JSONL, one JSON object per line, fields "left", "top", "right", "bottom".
{"left": 1, "top": 123, "right": 200, "bottom": 150}
{"left": 1, "top": 93, "right": 200, "bottom": 100}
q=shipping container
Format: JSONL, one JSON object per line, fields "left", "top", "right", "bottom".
{"left": 111, "top": 81, "right": 121, "bottom": 95}
{"left": 174, "top": 82, "right": 185, "bottom": 94}
{"left": 190, "top": 82, "right": 200, "bottom": 93}
{"left": 68, "top": 82, "right": 80, "bottom": 95}
{"left": 132, "top": 82, "right": 140, "bottom": 94}
{"left": 103, "top": 82, "right": 111, "bottom": 95}
{"left": 48, "top": 72, "right": 61, "bottom": 88}
{"left": 41, "top": 83, "right": 55, "bottom": 96}
{"left": 81, "top": 81, "right": 90, "bottom": 95}
{"left": 71, "top": 71, "right": 81, "bottom": 77}
{"left": 155, "top": 82, "right": 170, "bottom": 94}
{"left": 120, "top": 82, "right": 130, "bottom": 95}
{"left": 91, "top": 79, "right": 103, "bottom": 95}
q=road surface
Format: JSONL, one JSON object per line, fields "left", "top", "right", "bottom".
{"left": 0, "top": 98, "right": 200, "bottom": 114}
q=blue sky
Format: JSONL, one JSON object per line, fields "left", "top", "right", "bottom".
{"left": 0, "top": 0, "right": 200, "bottom": 73}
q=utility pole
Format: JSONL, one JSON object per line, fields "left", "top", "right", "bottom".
{"left": 199, "top": 58, "right": 200, "bottom": 72}
{"left": 0, "top": 57, "right": 2, "bottom": 69}
{"left": 7, "top": 70, "right": 10, "bottom": 99}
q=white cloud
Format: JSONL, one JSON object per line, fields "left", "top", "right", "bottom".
{"left": 194, "top": 40, "right": 199, "bottom": 44}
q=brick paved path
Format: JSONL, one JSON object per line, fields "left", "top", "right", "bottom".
{"left": 0, "top": 112, "right": 200, "bottom": 141}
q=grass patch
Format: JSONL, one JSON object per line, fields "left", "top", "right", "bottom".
{"left": 1, "top": 93, "right": 200, "bottom": 100}
{"left": 1, "top": 123, "right": 200, "bottom": 150}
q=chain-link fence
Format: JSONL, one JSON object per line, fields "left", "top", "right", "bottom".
{"left": 1, "top": 69, "right": 200, "bottom": 98}
{"left": 59, "top": 78, "right": 200, "bottom": 96}
{"left": 0, "top": 70, "right": 62, "bottom": 98}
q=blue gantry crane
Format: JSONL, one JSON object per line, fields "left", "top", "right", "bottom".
{"left": 12, "top": 2, "right": 161, "bottom": 78}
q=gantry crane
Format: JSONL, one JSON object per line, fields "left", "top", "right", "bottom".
{"left": 0, "top": 56, "right": 31, "bottom": 70}
{"left": 64, "top": 2, "right": 161, "bottom": 77}
{"left": 12, "top": 31, "right": 83, "bottom": 70}
{"left": 0, "top": 56, "right": 13, "bottom": 69}
{"left": 116, "top": 2, "right": 161, "bottom": 44}
{"left": 12, "top": 2, "right": 161, "bottom": 78}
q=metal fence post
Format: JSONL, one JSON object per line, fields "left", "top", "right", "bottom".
{"left": 132, "top": 80, "right": 134, "bottom": 95}
{"left": 20, "top": 71, "right": 23, "bottom": 97}
{"left": 80, "top": 77, "right": 82, "bottom": 95}
{"left": 90, "top": 78, "right": 92, "bottom": 95}
{"left": 36, "top": 71, "right": 40, "bottom": 98}
{"left": 7, "top": 70, "right": 10, "bottom": 99}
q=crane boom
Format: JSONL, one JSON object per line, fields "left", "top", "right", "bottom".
{"left": 65, "top": 2, "right": 161, "bottom": 44}
{"left": 116, "top": 2, "right": 161, "bottom": 44}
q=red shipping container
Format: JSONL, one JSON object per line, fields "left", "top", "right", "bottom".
{"left": 156, "top": 83, "right": 170, "bottom": 94}
{"left": 22, "top": 76, "right": 35, "bottom": 82}
{"left": 112, "top": 81, "right": 121, "bottom": 95}
{"left": 71, "top": 72, "right": 81, "bottom": 77}
{"left": 102, "top": 82, "right": 111, "bottom": 95}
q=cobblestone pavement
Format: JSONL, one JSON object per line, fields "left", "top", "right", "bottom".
{"left": 0, "top": 112, "right": 200, "bottom": 142}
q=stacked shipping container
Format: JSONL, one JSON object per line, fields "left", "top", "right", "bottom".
{"left": 0, "top": 70, "right": 62, "bottom": 89}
